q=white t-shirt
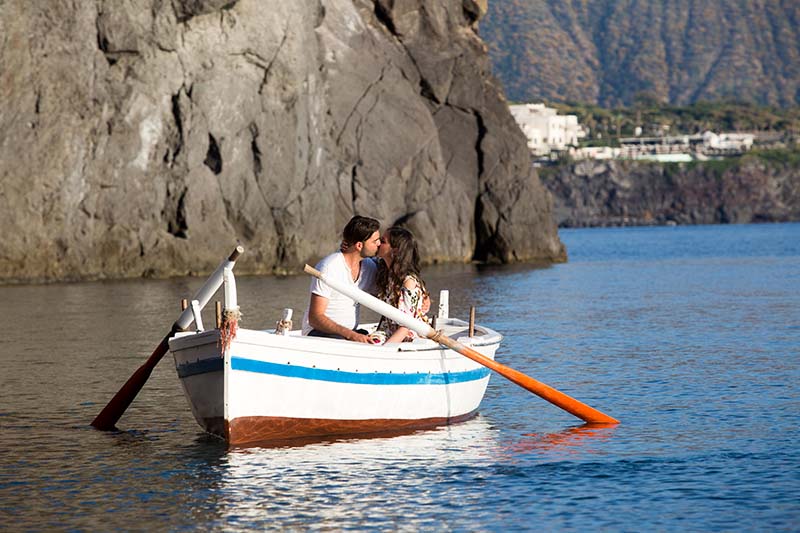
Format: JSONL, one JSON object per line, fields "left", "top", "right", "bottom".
{"left": 301, "top": 252, "right": 379, "bottom": 335}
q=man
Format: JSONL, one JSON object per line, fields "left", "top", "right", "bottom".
{"left": 302, "top": 215, "right": 381, "bottom": 343}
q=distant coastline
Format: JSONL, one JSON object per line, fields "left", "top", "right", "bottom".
{"left": 538, "top": 149, "right": 800, "bottom": 228}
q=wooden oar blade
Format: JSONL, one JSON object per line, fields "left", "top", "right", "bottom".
{"left": 436, "top": 335, "right": 619, "bottom": 424}
{"left": 91, "top": 334, "right": 172, "bottom": 430}
{"left": 504, "top": 368, "right": 619, "bottom": 424}
{"left": 92, "top": 246, "right": 244, "bottom": 431}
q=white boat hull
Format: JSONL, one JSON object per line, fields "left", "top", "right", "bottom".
{"left": 169, "top": 319, "right": 501, "bottom": 445}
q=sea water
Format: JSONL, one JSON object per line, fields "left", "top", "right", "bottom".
{"left": 1, "top": 223, "right": 798, "bottom": 530}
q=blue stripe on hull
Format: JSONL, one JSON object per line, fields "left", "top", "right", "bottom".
{"left": 231, "top": 357, "right": 490, "bottom": 385}
{"left": 176, "top": 355, "right": 491, "bottom": 385}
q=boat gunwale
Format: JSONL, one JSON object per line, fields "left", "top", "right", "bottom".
{"left": 169, "top": 320, "right": 503, "bottom": 357}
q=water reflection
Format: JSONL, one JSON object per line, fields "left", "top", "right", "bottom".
{"left": 500, "top": 424, "right": 618, "bottom": 458}
{"left": 213, "top": 416, "right": 498, "bottom": 526}
{"left": 201, "top": 416, "right": 621, "bottom": 529}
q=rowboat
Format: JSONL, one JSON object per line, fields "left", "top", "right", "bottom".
{"left": 169, "top": 308, "right": 502, "bottom": 446}
{"left": 92, "top": 246, "right": 616, "bottom": 441}
{"left": 170, "top": 321, "right": 502, "bottom": 445}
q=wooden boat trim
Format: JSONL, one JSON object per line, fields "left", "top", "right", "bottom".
{"left": 225, "top": 410, "right": 480, "bottom": 446}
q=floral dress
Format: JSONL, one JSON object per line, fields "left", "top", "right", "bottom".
{"left": 376, "top": 275, "right": 430, "bottom": 342}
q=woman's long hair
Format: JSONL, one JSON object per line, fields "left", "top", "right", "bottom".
{"left": 377, "top": 226, "right": 426, "bottom": 306}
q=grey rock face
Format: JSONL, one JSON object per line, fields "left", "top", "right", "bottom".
{"left": 0, "top": 0, "right": 564, "bottom": 282}
{"left": 540, "top": 158, "right": 800, "bottom": 227}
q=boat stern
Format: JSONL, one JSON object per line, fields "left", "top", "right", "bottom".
{"left": 169, "top": 330, "right": 227, "bottom": 440}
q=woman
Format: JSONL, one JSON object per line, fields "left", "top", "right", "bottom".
{"left": 374, "top": 226, "right": 430, "bottom": 344}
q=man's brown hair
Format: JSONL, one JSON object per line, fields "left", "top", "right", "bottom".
{"left": 342, "top": 215, "right": 380, "bottom": 247}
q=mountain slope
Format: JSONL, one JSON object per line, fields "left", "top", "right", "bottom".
{"left": 481, "top": 0, "right": 800, "bottom": 107}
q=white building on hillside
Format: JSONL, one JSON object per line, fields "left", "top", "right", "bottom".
{"left": 702, "top": 131, "right": 754, "bottom": 151}
{"left": 509, "top": 103, "right": 585, "bottom": 155}
{"left": 570, "top": 146, "right": 621, "bottom": 160}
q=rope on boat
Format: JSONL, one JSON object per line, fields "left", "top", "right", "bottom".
{"left": 275, "top": 319, "right": 292, "bottom": 335}
{"left": 219, "top": 307, "right": 242, "bottom": 353}
{"left": 429, "top": 329, "right": 445, "bottom": 345}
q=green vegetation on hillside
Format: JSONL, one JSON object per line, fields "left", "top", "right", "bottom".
{"left": 682, "top": 148, "right": 800, "bottom": 177}
{"left": 538, "top": 148, "right": 800, "bottom": 187}
{"left": 748, "top": 148, "right": 800, "bottom": 167}
{"left": 541, "top": 101, "right": 800, "bottom": 141}
{"left": 482, "top": 1, "right": 800, "bottom": 107}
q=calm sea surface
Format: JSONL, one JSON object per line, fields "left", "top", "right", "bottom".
{"left": 1, "top": 223, "right": 799, "bottom": 531}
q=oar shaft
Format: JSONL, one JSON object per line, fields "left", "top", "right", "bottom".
{"left": 303, "top": 264, "right": 435, "bottom": 337}
{"left": 303, "top": 263, "right": 619, "bottom": 425}
{"left": 176, "top": 246, "right": 243, "bottom": 330}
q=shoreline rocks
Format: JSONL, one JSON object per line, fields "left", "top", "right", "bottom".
{"left": 539, "top": 154, "right": 800, "bottom": 228}
{"left": 0, "top": 0, "right": 565, "bottom": 284}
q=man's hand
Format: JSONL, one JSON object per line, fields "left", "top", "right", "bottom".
{"left": 346, "top": 330, "right": 372, "bottom": 343}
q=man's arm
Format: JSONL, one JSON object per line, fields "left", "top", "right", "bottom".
{"left": 307, "top": 294, "right": 371, "bottom": 343}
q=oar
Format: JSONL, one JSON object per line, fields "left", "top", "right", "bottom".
{"left": 304, "top": 264, "right": 619, "bottom": 425}
{"left": 91, "top": 246, "right": 244, "bottom": 430}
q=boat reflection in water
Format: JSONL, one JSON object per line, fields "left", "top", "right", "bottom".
{"left": 209, "top": 417, "right": 617, "bottom": 528}
{"left": 213, "top": 416, "right": 497, "bottom": 526}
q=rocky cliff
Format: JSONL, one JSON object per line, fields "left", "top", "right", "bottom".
{"left": 539, "top": 154, "right": 800, "bottom": 227}
{"left": 0, "top": 0, "right": 565, "bottom": 283}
